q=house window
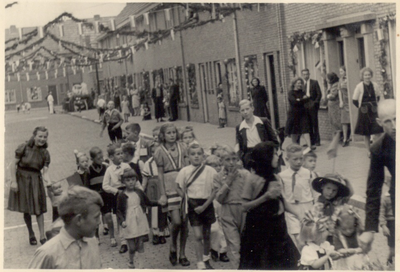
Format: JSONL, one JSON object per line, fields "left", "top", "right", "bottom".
{"left": 357, "top": 37, "right": 366, "bottom": 69}
{"left": 5, "top": 89, "right": 16, "bottom": 104}
{"left": 225, "top": 59, "right": 239, "bottom": 107}
{"left": 176, "top": 66, "right": 185, "bottom": 103}
{"left": 27, "top": 87, "right": 43, "bottom": 102}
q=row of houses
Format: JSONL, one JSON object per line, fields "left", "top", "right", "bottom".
{"left": 97, "top": 3, "right": 396, "bottom": 140}
{"left": 4, "top": 15, "right": 113, "bottom": 110}
{"left": 5, "top": 3, "right": 396, "bottom": 141}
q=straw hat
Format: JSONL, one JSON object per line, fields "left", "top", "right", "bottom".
{"left": 312, "top": 173, "right": 350, "bottom": 198}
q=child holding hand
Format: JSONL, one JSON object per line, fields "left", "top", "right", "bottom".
{"left": 332, "top": 205, "right": 364, "bottom": 270}
{"left": 117, "top": 168, "right": 160, "bottom": 268}
{"left": 299, "top": 220, "right": 342, "bottom": 270}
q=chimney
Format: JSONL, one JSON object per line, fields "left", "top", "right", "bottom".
{"left": 94, "top": 15, "right": 101, "bottom": 21}
{"left": 10, "top": 25, "right": 17, "bottom": 33}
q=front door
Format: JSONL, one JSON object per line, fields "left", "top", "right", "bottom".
{"left": 48, "top": 85, "right": 58, "bottom": 105}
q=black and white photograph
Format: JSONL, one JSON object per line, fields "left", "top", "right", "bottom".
{"left": 3, "top": 0, "right": 397, "bottom": 270}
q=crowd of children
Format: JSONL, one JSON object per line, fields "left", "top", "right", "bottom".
{"left": 28, "top": 119, "right": 394, "bottom": 270}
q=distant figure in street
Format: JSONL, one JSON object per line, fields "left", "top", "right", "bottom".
{"left": 352, "top": 67, "right": 384, "bottom": 156}
{"left": 100, "top": 101, "right": 124, "bottom": 143}
{"left": 169, "top": 78, "right": 180, "bottom": 121}
{"left": 326, "top": 72, "right": 342, "bottom": 135}
{"left": 28, "top": 186, "right": 103, "bottom": 269}
{"left": 47, "top": 91, "right": 54, "bottom": 114}
{"left": 24, "top": 102, "right": 31, "bottom": 114}
{"left": 250, "top": 78, "right": 270, "bottom": 119}
{"left": 113, "top": 87, "right": 121, "bottom": 112}
{"left": 121, "top": 95, "right": 130, "bottom": 123}
{"left": 338, "top": 66, "right": 351, "bottom": 147}
{"left": 217, "top": 95, "right": 226, "bottom": 128}
{"left": 96, "top": 95, "right": 106, "bottom": 120}
{"left": 131, "top": 84, "right": 140, "bottom": 116}
{"left": 359, "top": 99, "right": 395, "bottom": 254}
{"left": 152, "top": 77, "right": 165, "bottom": 122}
{"left": 302, "top": 68, "right": 322, "bottom": 148}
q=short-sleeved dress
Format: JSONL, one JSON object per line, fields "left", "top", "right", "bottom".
{"left": 339, "top": 78, "right": 350, "bottom": 124}
{"left": 8, "top": 142, "right": 50, "bottom": 215}
{"left": 121, "top": 100, "right": 130, "bottom": 115}
{"left": 154, "top": 142, "right": 188, "bottom": 212}
{"left": 327, "top": 82, "right": 342, "bottom": 132}
{"left": 131, "top": 89, "right": 140, "bottom": 108}
{"left": 122, "top": 191, "right": 150, "bottom": 240}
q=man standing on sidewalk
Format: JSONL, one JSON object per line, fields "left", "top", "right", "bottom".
{"left": 359, "top": 99, "right": 396, "bottom": 253}
{"left": 302, "top": 69, "right": 321, "bottom": 149}
{"left": 169, "top": 78, "right": 179, "bottom": 121}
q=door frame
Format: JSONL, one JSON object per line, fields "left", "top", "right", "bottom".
{"left": 199, "top": 63, "right": 209, "bottom": 123}
{"left": 264, "top": 53, "right": 277, "bottom": 129}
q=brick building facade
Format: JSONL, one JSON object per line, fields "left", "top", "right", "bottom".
{"left": 99, "top": 3, "right": 395, "bottom": 141}
{"left": 5, "top": 15, "right": 114, "bottom": 110}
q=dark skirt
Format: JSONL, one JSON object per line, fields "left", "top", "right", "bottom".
{"left": 8, "top": 168, "right": 47, "bottom": 216}
{"left": 285, "top": 110, "right": 310, "bottom": 135}
{"left": 354, "top": 102, "right": 383, "bottom": 136}
{"left": 239, "top": 212, "right": 299, "bottom": 270}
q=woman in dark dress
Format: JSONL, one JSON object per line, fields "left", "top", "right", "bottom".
{"left": 285, "top": 78, "right": 311, "bottom": 148}
{"left": 352, "top": 67, "right": 384, "bottom": 156}
{"left": 239, "top": 141, "right": 300, "bottom": 270}
{"left": 8, "top": 126, "right": 51, "bottom": 246}
{"left": 152, "top": 77, "right": 165, "bottom": 122}
{"left": 250, "top": 78, "right": 270, "bottom": 119}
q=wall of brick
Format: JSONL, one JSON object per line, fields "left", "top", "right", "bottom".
{"left": 102, "top": 4, "right": 281, "bottom": 127}
{"left": 280, "top": 3, "right": 396, "bottom": 140}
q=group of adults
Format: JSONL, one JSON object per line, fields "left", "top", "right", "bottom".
{"left": 235, "top": 95, "right": 395, "bottom": 269}
{"left": 151, "top": 77, "right": 180, "bottom": 122}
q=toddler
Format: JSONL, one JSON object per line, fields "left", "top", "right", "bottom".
{"left": 332, "top": 205, "right": 364, "bottom": 270}
{"left": 302, "top": 148, "right": 319, "bottom": 180}
{"left": 217, "top": 95, "right": 226, "bottom": 128}
{"left": 142, "top": 102, "right": 152, "bottom": 121}
{"left": 299, "top": 220, "right": 341, "bottom": 270}
{"left": 205, "top": 155, "right": 229, "bottom": 263}
{"left": 121, "top": 95, "right": 130, "bottom": 123}
{"left": 117, "top": 168, "right": 159, "bottom": 268}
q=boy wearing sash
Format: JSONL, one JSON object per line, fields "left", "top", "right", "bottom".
{"left": 176, "top": 144, "right": 217, "bottom": 270}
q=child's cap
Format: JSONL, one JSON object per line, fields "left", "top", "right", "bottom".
{"left": 312, "top": 173, "right": 350, "bottom": 198}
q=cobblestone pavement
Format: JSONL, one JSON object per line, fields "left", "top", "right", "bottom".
{"left": 3, "top": 107, "right": 392, "bottom": 269}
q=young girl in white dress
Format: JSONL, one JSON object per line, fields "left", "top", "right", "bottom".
{"left": 117, "top": 168, "right": 160, "bottom": 268}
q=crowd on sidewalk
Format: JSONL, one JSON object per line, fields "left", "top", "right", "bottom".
{"left": 6, "top": 64, "right": 396, "bottom": 269}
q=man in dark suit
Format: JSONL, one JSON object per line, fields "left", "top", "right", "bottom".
{"left": 302, "top": 69, "right": 322, "bottom": 148}
{"left": 168, "top": 78, "right": 179, "bottom": 121}
{"left": 359, "top": 99, "right": 395, "bottom": 254}
{"left": 236, "top": 99, "right": 279, "bottom": 170}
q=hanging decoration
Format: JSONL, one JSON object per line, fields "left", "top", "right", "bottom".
{"left": 187, "top": 63, "right": 199, "bottom": 107}
{"left": 377, "top": 12, "right": 396, "bottom": 98}
{"left": 288, "top": 30, "right": 323, "bottom": 77}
